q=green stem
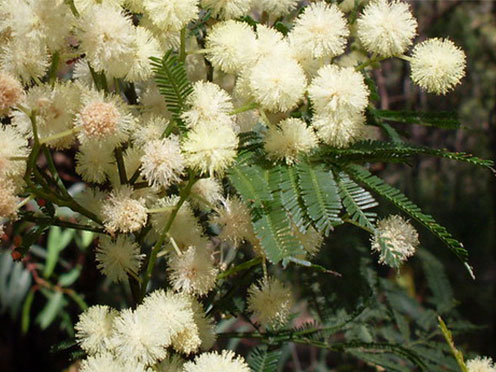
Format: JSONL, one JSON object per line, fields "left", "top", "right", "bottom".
{"left": 42, "top": 147, "right": 70, "bottom": 198}
{"left": 47, "top": 52, "right": 60, "bottom": 86}
{"left": 229, "top": 102, "right": 259, "bottom": 116}
{"left": 355, "top": 56, "right": 388, "bottom": 71}
{"left": 217, "top": 257, "right": 263, "bottom": 280}
{"left": 179, "top": 27, "right": 187, "bottom": 63}
{"left": 114, "top": 147, "right": 128, "bottom": 185}
{"left": 163, "top": 120, "right": 177, "bottom": 138}
{"left": 22, "top": 214, "right": 105, "bottom": 233}
{"left": 139, "top": 174, "right": 198, "bottom": 300}
{"left": 39, "top": 127, "right": 79, "bottom": 145}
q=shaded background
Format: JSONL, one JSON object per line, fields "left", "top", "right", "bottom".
{"left": 0, "top": 0, "right": 495, "bottom": 370}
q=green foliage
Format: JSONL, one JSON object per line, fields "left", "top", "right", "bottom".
{"left": 371, "top": 109, "right": 461, "bottom": 130}
{"left": 150, "top": 51, "right": 193, "bottom": 123}
{"left": 343, "top": 163, "right": 470, "bottom": 265}
{"left": 247, "top": 346, "right": 282, "bottom": 372}
{"left": 0, "top": 251, "right": 32, "bottom": 320}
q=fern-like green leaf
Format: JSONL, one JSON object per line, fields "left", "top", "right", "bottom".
{"left": 319, "top": 140, "right": 494, "bottom": 169}
{"left": 371, "top": 109, "right": 460, "bottom": 129}
{"left": 297, "top": 161, "right": 342, "bottom": 236}
{"left": 228, "top": 162, "right": 304, "bottom": 263}
{"left": 150, "top": 51, "right": 193, "bottom": 121}
{"left": 337, "top": 172, "right": 378, "bottom": 231}
{"left": 247, "top": 346, "right": 281, "bottom": 372}
{"left": 277, "top": 165, "right": 308, "bottom": 231}
{"left": 343, "top": 164, "right": 469, "bottom": 264}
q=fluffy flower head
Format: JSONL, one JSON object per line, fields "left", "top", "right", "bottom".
{"left": 75, "top": 142, "right": 115, "bottom": 184}
{"left": 181, "top": 81, "right": 235, "bottom": 129}
{"left": 190, "top": 178, "right": 222, "bottom": 209}
{"left": 289, "top": 2, "right": 349, "bottom": 59}
{"left": 183, "top": 350, "right": 250, "bottom": 372}
{"left": 264, "top": 118, "right": 318, "bottom": 164}
{"left": 0, "top": 72, "right": 23, "bottom": 115}
{"left": 308, "top": 65, "right": 369, "bottom": 115}
{"left": 0, "top": 178, "right": 18, "bottom": 219}
{"left": 371, "top": 215, "right": 419, "bottom": 267}
{"left": 168, "top": 246, "right": 218, "bottom": 296}
{"left": 201, "top": 0, "right": 252, "bottom": 19}
{"left": 96, "top": 235, "right": 144, "bottom": 282}
{"left": 410, "top": 38, "right": 466, "bottom": 95}
{"left": 0, "top": 125, "right": 28, "bottom": 179}
{"left": 467, "top": 356, "right": 496, "bottom": 372}
{"left": 140, "top": 136, "right": 185, "bottom": 188}
{"left": 143, "top": 0, "right": 199, "bottom": 32}
{"left": 256, "top": 0, "right": 299, "bottom": 17}
{"left": 312, "top": 112, "right": 366, "bottom": 148}
{"left": 102, "top": 186, "right": 148, "bottom": 234}
{"left": 248, "top": 277, "right": 294, "bottom": 328}
{"left": 248, "top": 57, "right": 307, "bottom": 112}
{"left": 75, "top": 305, "right": 118, "bottom": 355}
{"left": 357, "top": 0, "right": 417, "bottom": 57}
{"left": 182, "top": 123, "right": 238, "bottom": 176}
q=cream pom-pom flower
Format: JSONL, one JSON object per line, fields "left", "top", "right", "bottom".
{"left": 126, "top": 27, "right": 163, "bottom": 82}
{"left": 190, "top": 298, "right": 217, "bottom": 351}
{"left": 201, "top": 0, "right": 252, "bottom": 20}
{"left": 102, "top": 186, "right": 148, "bottom": 234}
{"left": 96, "top": 235, "right": 144, "bottom": 282}
{"left": 190, "top": 177, "right": 223, "bottom": 210}
{"left": 247, "top": 277, "right": 294, "bottom": 328}
{"left": 254, "top": 25, "right": 293, "bottom": 61}
{"left": 0, "top": 178, "right": 19, "bottom": 219}
{"left": 466, "top": 356, "right": 496, "bottom": 372}
{"left": 371, "top": 215, "right": 419, "bottom": 268}
{"left": 0, "top": 125, "right": 28, "bottom": 180}
{"left": 205, "top": 20, "right": 258, "bottom": 74}
{"left": 357, "top": 0, "right": 417, "bottom": 57}
{"left": 110, "top": 307, "right": 169, "bottom": 366}
{"left": 171, "top": 322, "right": 202, "bottom": 355}
{"left": 75, "top": 305, "right": 118, "bottom": 355}
{"left": 151, "top": 196, "right": 207, "bottom": 250}
{"left": 77, "top": 3, "right": 135, "bottom": 78}
{"left": 255, "top": 0, "right": 299, "bottom": 18}
{"left": 168, "top": 246, "right": 219, "bottom": 296}
{"left": 210, "top": 196, "right": 255, "bottom": 247}
{"left": 142, "top": 0, "right": 199, "bottom": 32}
{"left": 80, "top": 353, "right": 130, "bottom": 372}
{"left": 0, "top": 72, "right": 23, "bottom": 116}
{"left": 140, "top": 136, "right": 185, "bottom": 188}
{"left": 312, "top": 112, "right": 367, "bottom": 148}
{"left": 308, "top": 65, "right": 369, "bottom": 115}
{"left": 264, "top": 118, "right": 318, "bottom": 164}
{"left": 73, "top": 0, "right": 125, "bottom": 14}
{"left": 0, "top": 39, "right": 50, "bottom": 83}
{"left": 75, "top": 142, "right": 115, "bottom": 184}
{"left": 183, "top": 350, "right": 251, "bottom": 372}
{"left": 410, "top": 38, "right": 466, "bottom": 95}
{"left": 12, "top": 82, "right": 81, "bottom": 149}
{"left": 182, "top": 123, "right": 238, "bottom": 176}
{"left": 75, "top": 90, "right": 134, "bottom": 148}
{"left": 289, "top": 2, "right": 349, "bottom": 59}
{"left": 181, "top": 81, "right": 235, "bottom": 129}
{"left": 248, "top": 56, "right": 307, "bottom": 112}
{"left": 133, "top": 116, "right": 168, "bottom": 147}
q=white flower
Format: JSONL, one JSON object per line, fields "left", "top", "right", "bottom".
{"left": 181, "top": 81, "right": 235, "bottom": 129}
{"left": 205, "top": 20, "right": 257, "bottom": 74}
{"left": 151, "top": 196, "right": 208, "bottom": 250}
{"left": 0, "top": 125, "right": 28, "bottom": 180}
{"left": 264, "top": 118, "right": 318, "bottom": 164}
{"left": 467, "top": 356, "right": 496, "bottom": 372}
{"left": 77, "top": 3, "right": 135, "bottom": 78}
{"left": 102, "top": 186, "right": 148, "bottom": 234}
{"left": 255, "top": 25, "right": 293, "bottom": 61}
{"left": 0, "top": 71, "right": 23, "bottom": 116}
{"left": 142, "top": 0, "right": 199, "bottom": 32}
{"left": 289, "top": 2, "right": 349, "bottom": 59}
{"left": 171, "top": 323, "right": 202, "bottom": 355}
{"left": 111, "top": 307, "right": 169, "bottom": 365}
{"left": 190, "top": 298, "right": 216, "bottom": 351}
{"left": 75, "top": 90, "right": 134, "bottom": 148}
{"left": 255, "top": 0, "right": 299, "bottom": 18}
{"left": 190, "top": 177, "right": 223, "bottom": 210}
{"left": 168, "top": 246, "right": 218, "bottom": 296}
{"left": 201, "top": 0, "right": 252, "bottom": 20}
{"left": 247, "top": 277, "right": 294, "bottom": 328}
{"left": 410, "top": 38, "right": 466, "bottom": 95}
{"left": 96, "top": 235, "right": 144, "bottom": 282}
{"left": 80, "top": 353, "right": 133, "bottom": 372}
{"left": 126, "top": 27, "right": 163, "bottom": 82}
{"left": 133, "top": 116, "right": 168, "bottom": 147}
{"left": 210, "top": 196, "right": 255, "bottom": 247}
{"left": 308, "top": 65, "right": 369, "bottom": 115}
{"left": 248, "top": 56, "right": 307, "bottom": 112}
{"left": 357, "top": 0, "right": 417, "bottom": 57}
{"left": 74, "top": 0, "right": 125, "bottom": 14}
{"left": 0, "top": 178, "right": 18, "bottom": 219}
{"left": 183, "top": 350, "right": 250, "bottom": 372}
{"left": 182, "top": 123, "right": 238, "bottom": 176}
{"left": 312, "top": 112, "right": 367, "bottom": 148}
{"left": 371, "top": 215, "right": 419, "bottom": 267}
{"left": 0, "top": 39, "right": 50, "bottom": 83}
{"left": 76, "top": 142, "right": 115, "bottom": 184}
{"left": 75, "top": 305, "right": 118, "bottom": 355}
{"left": 12, "top": 82, "right": 81, "bottom": 149}
{"left": 140, "top": 136, "right": 185, "bottom": 188}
